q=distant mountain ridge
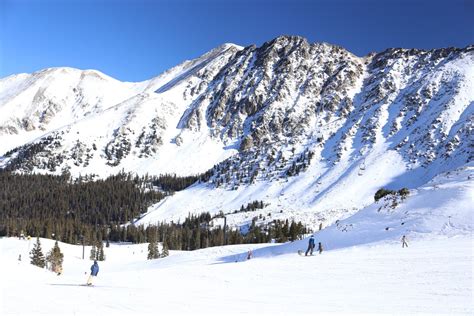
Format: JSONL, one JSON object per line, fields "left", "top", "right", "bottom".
{"left": 0, "top": 35, "right": 472, "bottom": 228}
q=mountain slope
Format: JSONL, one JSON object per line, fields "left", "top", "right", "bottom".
{"left": 0, "top": 44, "right": 243, "bottom": 176}
{"left": 0, "top": 36, "right": 472, "bottom": 229}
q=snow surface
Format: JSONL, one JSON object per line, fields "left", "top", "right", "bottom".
{"left": 1, "top": 164, "right": 472, "bottom": 315}
{"left": 1, "top": 235, "right": 472, "bottom": 315}
{"left": 137, "top": 160, "right": 473, "bottom": 237}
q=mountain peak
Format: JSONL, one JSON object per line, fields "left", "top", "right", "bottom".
{"left": 217, "top": 43, "right": 245, "bottom": 51}
{"left": 0, "top": 37, "right": 472, "bottom": 226}
{"left": 262, "top": 35, "right": 309, "bottom": 50}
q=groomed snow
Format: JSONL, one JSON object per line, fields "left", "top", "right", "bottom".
{"left": 1, "top": 235, "right": 472, "bottom": 315}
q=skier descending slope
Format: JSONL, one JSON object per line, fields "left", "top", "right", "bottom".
{"left": 401, "top": 235, "right": 408, "bottom": 248}
{"left": 87, "top": 260, "right": 99, "bottom": 286}
{"left": 305, "top": 235, "right": 315, "bottom": 256}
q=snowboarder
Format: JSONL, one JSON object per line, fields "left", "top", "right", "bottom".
{"left": 401, "top": 235, "right": 408, "bottom": 248}
{"left": 317, "top": 242, "right": 323, "bottom": 254}
{"left": 305, "top": 235, "right": 315, "bottom": 256}
{"left": 87, "top": 260, "right": 99, "bottom": 285}
{"left": 18, "top": 254, "right": 21, "bottom": 262}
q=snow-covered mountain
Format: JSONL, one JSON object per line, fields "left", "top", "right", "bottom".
{"left": 0, "top": 43, "right": 242, "bottom": 175}
{"left": 0, "top": 35, "right": 472, "bottom": 229}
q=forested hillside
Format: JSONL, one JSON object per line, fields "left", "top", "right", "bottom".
{"left": 0, "top": 172, "right": 165, "bottom": 243}
{"left": 0, "top": 171, "right": 308, "bottom": 249}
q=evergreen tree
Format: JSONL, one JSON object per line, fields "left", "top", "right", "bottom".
{"left": 161, "top": 240, "right": 169, "bottom": 258}
{"left": 289, "top": 221, "right": 298, "bottom": 241}
{"left": 46, "top": 241, "right": 64, "bottom": 273}
{"left": 30, "top": 237, "right": 46, "bottom": 268}
{"left": 192, "top": 228, "right": 201, "bottom": 250}
{"left": 90, "top": 245, "right": 97, "bottom": 260}
{"left": 147, "top": 240, "right": 160, "bottom": 259}
{"left": 147, "top": 228, "right": 160, "bottom": 260}
{"left": 97, "top": 242, "right": 106, "bottom": 261}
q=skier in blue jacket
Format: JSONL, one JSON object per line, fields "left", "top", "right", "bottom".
{"left": 87, "top": 260, "right": 99, "bottom": 285}
{"left": 305, "top": 235, "right": 315, "bottom": 256}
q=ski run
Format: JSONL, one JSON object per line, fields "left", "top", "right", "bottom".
{"left": 1, "top": 165, "right": 473, "bottom": 315}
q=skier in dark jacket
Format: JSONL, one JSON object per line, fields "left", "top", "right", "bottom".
{"left": 401, "top": 235, "right": 408, "bottom": 248}
{"left": 305, "top": 235, "right": 315, "bottom": 256}
{"left": 317, "top": 242, "right": 323, "bottom": 254}
{"left": 87, "top": 260, "right": 99, "bottom": 285}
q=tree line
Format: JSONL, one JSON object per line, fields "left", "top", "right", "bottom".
{"left": 1, "top": 170, "right": 308, "bottom": 250}
{"left": 140, "top": 213, "right": 309, "bottom": 251}
{"left": 150, "top": 173, "right": 203, "bottom": 192}
{"left": 0, "top": 171, "right": 167, "bottom": 244}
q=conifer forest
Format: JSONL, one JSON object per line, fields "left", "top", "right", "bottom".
{"left": 0, "top": 171, "right": 308, "bottom": 250}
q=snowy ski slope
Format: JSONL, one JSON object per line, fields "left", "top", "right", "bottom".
{"left": 1, "top": 164, "right": 472, "bottom": 315}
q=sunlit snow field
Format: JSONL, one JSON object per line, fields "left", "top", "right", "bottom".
{"left": 1, "top": 235, "right": 472, "bottom": 316}
{"left": 1, "top": 165, "right": 473, "bottom": 315}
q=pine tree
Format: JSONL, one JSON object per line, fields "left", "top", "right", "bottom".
{"left": 161, "top": 240, "right": 169, "bottom": 258}
{"left": 46, "top": 241, "right": 64, "bottom": 273}
{"left": 90, "top": 245, "right": 97, "bottom": 260}
{"left": 30, "top": 237, "right": 46, "bottom": 268}
{"left": 147, "top": 233, "right": 160, "bottom": 259}
{"left": 147, "top": 241, "right": 156, "bottom": 259}
{"left": 192, "top": 228, "right": 201, "bottom": 250}
{"left": 97, "top": 242, "right": 106, "bottom": 261}
{"left": 289, "top": 221, "right": 298, "bottom": 241}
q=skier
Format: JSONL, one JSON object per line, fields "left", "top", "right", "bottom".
{"left": 401, "top": 235, "right": 408, "bottom": 248}
{"left": 305, "top": 235, "right": 315, "bottom": 256}
{"left": 87, "top": 260, "right": 99, "bottom": 285}
{"left": 247, "top": 249, "right": 253, "bottom": 260}
{"left": 317, "top": 242, "right": 323, "bottom": 254}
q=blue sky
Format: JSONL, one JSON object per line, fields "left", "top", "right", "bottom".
{"left": 1, "top": 0, "right": 473, "bottom": 81}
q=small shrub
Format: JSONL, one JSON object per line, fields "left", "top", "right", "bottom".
{"left": 398, "top": 188, "right": 410, "bottom": 199}
{"left": 374, "top": 188, "right": 395, "bottom": 202}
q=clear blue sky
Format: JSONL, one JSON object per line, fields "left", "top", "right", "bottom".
{"left": 1, "top": 0, "right": 473, "bottom": 81}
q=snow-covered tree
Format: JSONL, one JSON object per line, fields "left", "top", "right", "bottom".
{"left": 46, "top": 241, "right": 64, "bottom": 273}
